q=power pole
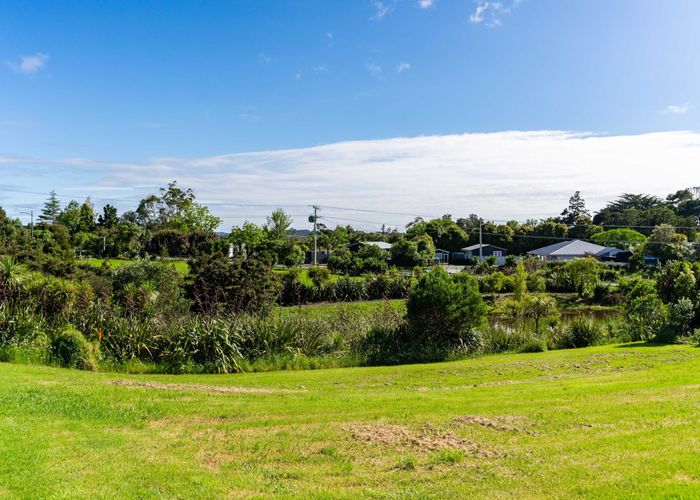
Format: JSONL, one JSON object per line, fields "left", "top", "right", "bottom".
{"left": 479, "top": 218, "right": 483, "bottom": 263}
{"left": 310, "top": 205, "right": 320, "bottom": 265}
{"left": 20, "top": 210, "right": 34, "bottom": 238}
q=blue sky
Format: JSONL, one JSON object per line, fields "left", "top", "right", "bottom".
{"left": 1, "top": 1, "right": 699, "bottom": 229}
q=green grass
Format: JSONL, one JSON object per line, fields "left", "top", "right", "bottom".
{"left": 276, "top": 298, "right": 406, "bottom": 318}
{"left": 2, "top": 343, "right": 700, "bottom": 497}
{"left": 80, "top": 258, "right": 190, "bottom": 275}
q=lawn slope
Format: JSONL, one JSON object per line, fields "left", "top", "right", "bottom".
{"left": 1, "top": 344, "right": 700, "bottom": 497}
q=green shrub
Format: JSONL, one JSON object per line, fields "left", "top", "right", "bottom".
{"left": 568, "top": 317, "right": 604, "bottom": 347}
{"left": 669, "top": 298, "right": 695, "bottom": 337}
{"left": 481, "top": 324, "right": 531, "bottom": 354}
{"left": 518, "top": 338, "right": 547, "bottom": 353}
{"left": 51, "top": 327, "right": 98, "bottom": 370}
{"left": 407, "top": 268, "right": 486, "bottom": 351}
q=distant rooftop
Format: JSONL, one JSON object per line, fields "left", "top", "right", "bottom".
{"left": 528, "top": 239, "right": 609, "bottom": 257}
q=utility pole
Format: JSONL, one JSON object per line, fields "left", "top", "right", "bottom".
{"left": 20, "top": 210, "right": 34, "bottom": 238}
{"left": 310, "top": 205, "right": 320, "bottom": 265}
{"left": 479, "top": 218, "right": 483, "bottom": 263}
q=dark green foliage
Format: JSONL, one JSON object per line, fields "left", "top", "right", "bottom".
{"left": 568, "top": 317, "right": 604, "bottom": 347}
{"left": 407, "top": 268, "right": 486, "bottom": 352}
{"left": 51, "top": 327, "right": 98, "bottom": 371}
{"left": 189, "top": 252, "right": 280, "bottom": 316}
{"left": 112, "top": 261, "right": 188, "bottom": 318}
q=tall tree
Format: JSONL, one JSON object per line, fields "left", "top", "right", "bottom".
{"left": 98, "top": 204, "right": 119, "bottom": 228}
{"left": 560, "top": 191, "right": 590, "bottom": 225}
{"left": 38, "top": 191, "right": 61, "bottom": 224}
{"left": 265, "top": 209, "right": 293, "bottom": 240}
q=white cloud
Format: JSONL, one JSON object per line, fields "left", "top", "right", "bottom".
{"left": 259, "top": 53, "right": 273, "bottom": 64}
{"left": 9, "top": 53, "right": 49, "bottom": 75}
{"left": 366, "top": 62, "right": 383, "bottom": 79}
{"left": 2, "top": 131, "right": 700, "bottom": 230}
{"left": 418, "top": 0, "right": 435, "bottom": 9}
{"left": 469, "top": 1, "right": 518, "bottom": 28}
{"left": 663, "top": 103, "right": 691, "bottom": 114}
{"left": 370, "top": 1, "right": 394, "bottom": 21}
{"left": 313, "top": 64, "right": 328, "bottom": 74}
{"left": 397, "top": 62, "right": 411, "bottom": 73}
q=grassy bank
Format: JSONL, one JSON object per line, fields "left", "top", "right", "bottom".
{"left": 1, "top": 343, "right": 700, "bottom": 497}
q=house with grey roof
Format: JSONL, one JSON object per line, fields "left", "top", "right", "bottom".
{"left": 348, "top": 241, "right": 392, "bottom": 252}
{"left": 528, "top": 239, "right": 620, "bottom": 262}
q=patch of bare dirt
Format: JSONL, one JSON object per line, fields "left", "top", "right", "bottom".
{"left": 347, "top": 422, "right": 498, "bottom": 457}
{"left": 108, "top": 379, "right": 307, "bottom": 394}
{"left": 453, "top": 415, "right": 534, "bottom": 434}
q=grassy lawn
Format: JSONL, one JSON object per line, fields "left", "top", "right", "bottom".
{"left": 80, "top": 258, "right": 190, "bottom": 275}
{"left": 2, "top": 344, "right": 700, "bottom": 497}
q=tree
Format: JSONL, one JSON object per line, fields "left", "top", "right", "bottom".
{"left": 265, "top": 209, "right": 293, "bottom": 240}
{"left": 522, "top": 293, "right": 557, "bottom": 333}
{"left": 98, "top": 204, "right": 119, "bottom": 228}
{"left": 38, "top": 191, "right": 61, "bottom": 224}
{"left": 560, "top": 191, "right": 590, "bottom": 225}
{"left": 406, "top": 267, "right": 486, "bottom": 350}
{"left": 591, "top": 228, "right": 646, "bottom": 250}
{"left": 78, "top": 201, "right": 96, "bottom": 233}
{"left": 645, "top": 224, "right": 690, "bottom": 262}
{"left": 189, "top": 252, "right": 280, "bottom": 316}
{"left": 513, "top": 260, "right": 527, "bottom": 302}
{"left": 624, "top": 279, "right": 668, "bottom": 341}
{"left": 57, "top": 200, "right": 81, "bottom": 232}
{"left": 229, "top": 221, "right": 267, "bottom": 250}
{"left": 564, "top": 258, "right": 601, "bottom": 298}
{"left": 133, "top": 182, "right": 221, "bottom": 232}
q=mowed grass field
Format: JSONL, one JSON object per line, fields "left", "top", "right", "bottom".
{"left": 80, "top": 258, "right": 190, "bottom": 275}
{"left": 2, "top": 344, "right": 700, "bottom": 498}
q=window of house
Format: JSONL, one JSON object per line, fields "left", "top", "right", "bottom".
{"left": 493, "top": 250, "right": 502, "bottom": 257}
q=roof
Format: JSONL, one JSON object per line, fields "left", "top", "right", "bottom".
{"left": 434, "top": 248, "right": 450, "bottom": 254}
{"left": 595, "top": 247, "right": 624, "bottom": 258}
{"left": 527, "top": 239, "right": 608, "bottom": 257}
{"left": 351, "top": 241, "right": 392, "bottom": 250}
{"left": 461, "top": 243, "right": 506, "bottom": 252}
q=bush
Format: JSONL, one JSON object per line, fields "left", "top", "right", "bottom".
{"left": 568, "top": 317, "right": 604, "bottom": 347}
{"left": 518, "top": 338, "right": 547, "bottom": 353}
{"left": 51, "top": 327, "right": 98, "bottom": 370}
{"left": 624, "top": 279, "right": 668, "bottom": 341}
{"left": 407, "top": 268, "right": 486, "bottom": 352}
{"left": 481, "top": 324, "right": 533, "bottom": 354}
{"left": 669, "top": 298, "right": 695, "bottom": 337}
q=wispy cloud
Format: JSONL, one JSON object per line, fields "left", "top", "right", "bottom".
{"left": 313, "top": 64, "right": 328, "bottom": 74}
{"left": 397, "top": 62, "right": 411, "bottom": 73}
{"left": 418, "top": 0, "right": 435, "bottom": 9}
{"left": 259, "top": 53, "right": 273, "bottom": 64}
{"left": 2, "top": 131, "right": 699, "bottom": 230}
{"left": 663, "top": 103, "right": 691, "bottom": 114}
{"left": 370, "top": 1, "right": 395, "bottom": 21}
{"left": 9, "top": 53, "right": 49, "bottom": 75}
{"left": 293, "top": 71, "right": 302, "bottom": 80}
{"left": 469, "top": 1, "right": 519, "bottom": 28}
{"left": 366, "top": 62, "right": 383, "bottom": 79}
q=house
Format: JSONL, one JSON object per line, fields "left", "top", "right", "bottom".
{"left": 528, "top": 239, "right": 618, "bottom": 262}
{"left": 434, "top": 248, "right": 450, "bottom": 264}
{"left": 305, "top": 250, "right": 329, "bottom": 264}
{"left": 347, "top": 241, "right": 392, "bottom": 252}
{"left": 596, "top": 247, "right": 631, "bottom": 263}
{"left": 452, "top": 244, "right": 507, "bottom": 264}
{"left": 460, "top": 244, "right": 507, "bottom": 258}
